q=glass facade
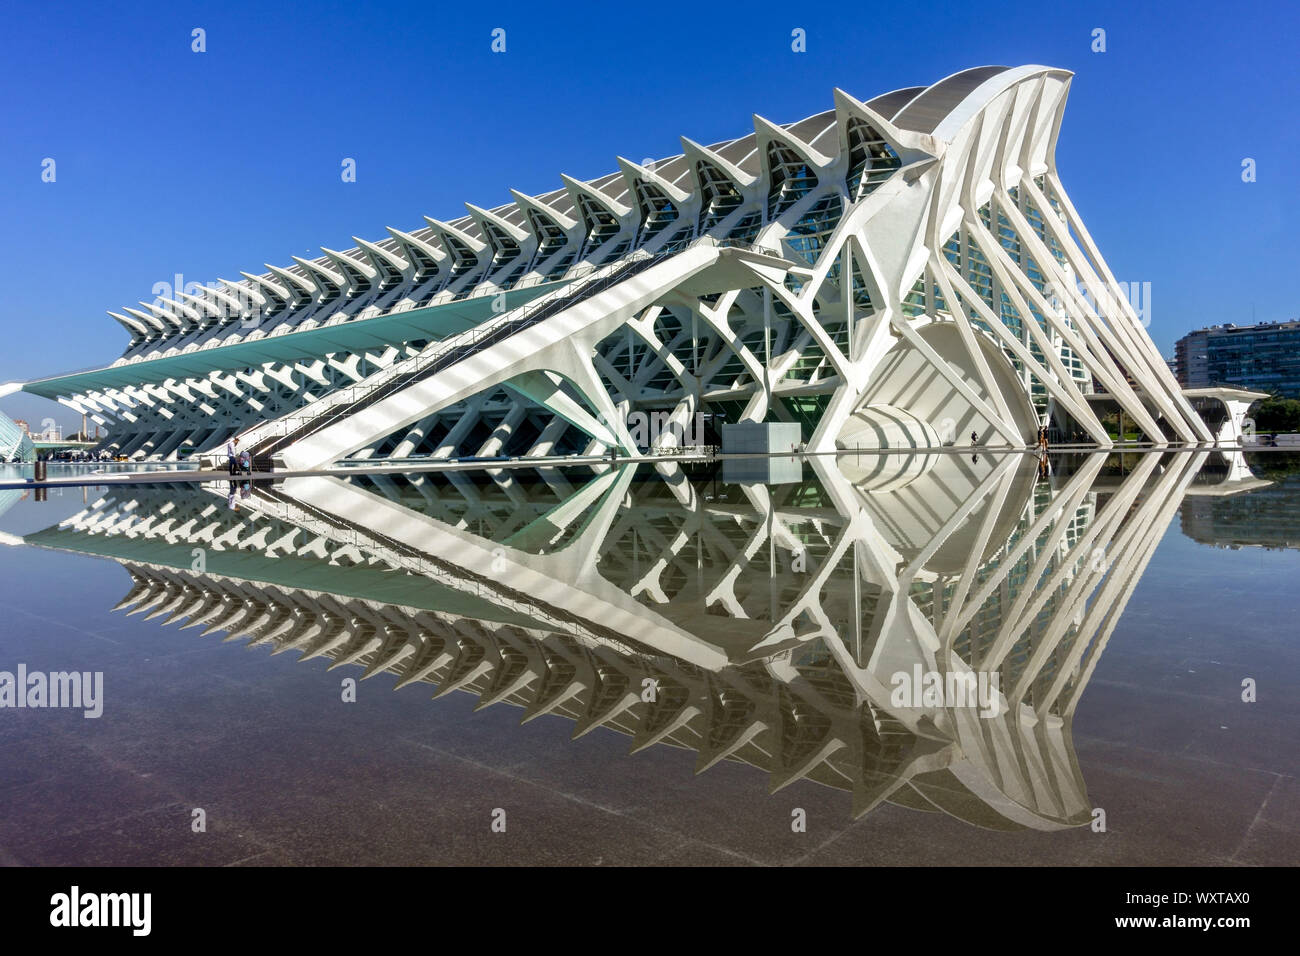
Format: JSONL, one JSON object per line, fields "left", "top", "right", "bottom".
{"left": 844, "top": 118, "right": 901, "bottom": 200}
{"left": 783, "top": 195, "right": 843, "bottom": 265}
{"left": 696, "top": 160, "right": 743, "bottom": 234}
{"left": 633, "top": 181, "right": 680, "bottom": 245}
{"left": 1175, "top": 321, "right": 1300, "bottom": 396}
{"left": 766, "top": 141, "right": 818, "bottom": 220}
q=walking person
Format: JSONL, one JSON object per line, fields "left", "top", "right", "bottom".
{"left": 226, "top": 436, "right": 239, "bottom": 476}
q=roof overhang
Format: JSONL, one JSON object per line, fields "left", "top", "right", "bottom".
{"left": 23, "top": 281, "right": 566, "bottom": 399}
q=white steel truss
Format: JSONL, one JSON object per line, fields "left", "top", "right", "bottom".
{"left": 23, "top": 65, "right": 1212, "bottom": 462}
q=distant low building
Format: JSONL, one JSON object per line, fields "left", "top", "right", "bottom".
{"left": 1174, "top": 320, "right": 1300, "bottom": 397}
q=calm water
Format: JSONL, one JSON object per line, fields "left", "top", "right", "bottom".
{"left": 0, "top": 451, "right": 1296, "bottom": 866}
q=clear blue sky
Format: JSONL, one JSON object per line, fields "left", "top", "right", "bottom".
{"left": 2, "top": 0, "right": 1296, "bottom": 428}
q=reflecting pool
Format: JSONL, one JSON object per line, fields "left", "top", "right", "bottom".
{"left": 0, "top": 450, "right": 1296, "bottom": 865}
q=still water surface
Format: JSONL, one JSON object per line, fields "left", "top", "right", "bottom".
{"left": 0, "top": 451, "right": 1296, "bottom": 865}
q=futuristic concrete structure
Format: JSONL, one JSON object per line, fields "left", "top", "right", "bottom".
{"left": 20, "top": 65, "right": 1212, "bottom": 464}
{"left": 23, "top": 450, "right": 1210, "bottom": 826}
{"left": 0, "top": 409, "right": 35, "bottom": 463}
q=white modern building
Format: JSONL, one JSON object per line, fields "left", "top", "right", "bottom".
{"left": 20, "top": 65, "right": 1216, "bottom": 465}
{"left": 0, "top": 409, "right": 35, "bottom": 463}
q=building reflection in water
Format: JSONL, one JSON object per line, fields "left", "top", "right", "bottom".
{"left": 24, "top": 449, "right": 1235, "bottom": 830}
{"left": 1178, "top": 450, "right": 1300, "bottom": 551}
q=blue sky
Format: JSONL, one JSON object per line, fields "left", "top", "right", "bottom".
{"left": 2, "top": 0, "right": 1296, "bottom": 427}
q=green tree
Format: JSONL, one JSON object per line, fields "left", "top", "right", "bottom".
{"left": 1249, "top": 396, "right": 1300, "bottom": 433}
